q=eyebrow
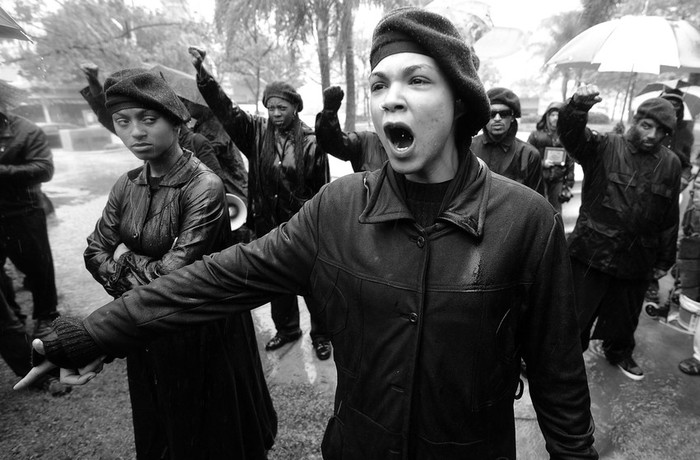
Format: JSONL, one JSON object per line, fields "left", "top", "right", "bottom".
{"left": 370, "top": 63, "right": 436, "bottom": 80}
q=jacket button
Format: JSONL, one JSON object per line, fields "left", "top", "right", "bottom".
{"left": 408, "top": 312, "right": 418, "bottom": 323}
{"left": 416, "top": 236, "right": 425, "bottom": 248}
{"left": 133, "top": 232, "right": 138, "bottom": 238}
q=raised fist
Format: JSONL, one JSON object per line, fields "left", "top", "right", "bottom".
{"left": 323, "top": 86, "right": 344, "bottom": 112}
{"left": 188, "top": 46, "right": 207, "bottom": 70}
{"left": 79, "top": 62, "right": 100, "bottom": 84}
{"left": 572, "top": 84, "right": 602, "bottom": 110}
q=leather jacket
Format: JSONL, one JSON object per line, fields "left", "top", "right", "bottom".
{"left": 559, "top": 100, "right": 681, "bottom": 279}
{"left": 83, "top": 150, "right": 596, "bottom": 459}
{"left": 84, "top": 151, "right": 230, "bottom": 297}
{"left": 315, "top": 108, "right": 387, "bottom": 172}
{"left": 0, "top": 113, "right": 54, "bottom": 217}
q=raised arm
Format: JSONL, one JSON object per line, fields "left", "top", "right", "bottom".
{"left": 558, "top": 84, "right": 604, "bottom": 166}
{"left": 315, "top": 86, "right": 387, "bottom": 172}
{"left": 79, "top": 63, "right": 115, "bottom": 134}
{"left": 188, "top": 46, "right": 260, "bottom": 160}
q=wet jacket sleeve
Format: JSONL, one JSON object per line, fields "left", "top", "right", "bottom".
{"left": 82, "top": 184, "right": 327, "bottom": 357}
{"left": 79, "top": 86, "right": 115, "bottom": 134}
{"left": 315, "top": 109, "right": 387, "bottom": 173}
{"left": 524, "top": 214, "right": 598, "bottom": 459}
{"left": 558, "top": 101, "right": 603, "bottom": 168}
{"left": 123, "top": 173, "right": 228, "bottom": 284}
{"left": 655, "top": 160, "right": 681, "bottom": 272}
{"left": 84, "top": 175, "right": 133, "bottom": 298}
{"left": 196, "top": 66, "right": 260, "bottom": 162}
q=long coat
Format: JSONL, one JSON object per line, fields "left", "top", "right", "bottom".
{"left": 82, "top": 150, "right": 596, "bottom": 460}
{"left": 84, "top": 152, "right": 276, "bottom": 459}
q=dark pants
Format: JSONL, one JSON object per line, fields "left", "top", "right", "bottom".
{"left": 0, "top": 209, "right": 58, "bottom": 320}
{"left": 272, "top": 294, "right": 329, "bottom": 344}
{"left": 0, "top": 286, "right": 32, "bottom": 377}
{"left": 571, "top": 257, "right": 648, "bottom": 364}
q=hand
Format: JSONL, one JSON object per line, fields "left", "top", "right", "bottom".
{"left": 543, "top": 158, "right": 554, "bottom": 168}
{"left": 188, "top": 46, "right": 207, "bottom": 70}
{"left": 572, "top": 84, "right": 602, "bottom": 110}
{"left": 323, "top": 86, "right": 344, "bottom": 112}
{"left": 80, "top": 62, "right": 100, "bottom": 83}
{"left": 652, "top": 268, "right": 668, "bottom": 280}
{"left": 113, "top": 242, "right": 130, "bottom": 261}
{"left": 13, "top": 339, "right": 104, "bottom": 390}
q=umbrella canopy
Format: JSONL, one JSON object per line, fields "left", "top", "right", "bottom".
{"left": 149, "top": 64, "right": 208, "bottom": 108}
{"left": 546, "top": 15, "right": 700, "bottom": 74}
{"left": 0, "top": 6, "right": 31, "bottom": 42}
{"left": 424, "top": 0, "right": 493, "bottom": 45}
{"left": 634, "top": 79, "right": 700, "bottom": 120}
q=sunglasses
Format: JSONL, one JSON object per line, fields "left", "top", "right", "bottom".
{"left": 489, "top": 109, "right": 513, "bottom": 119}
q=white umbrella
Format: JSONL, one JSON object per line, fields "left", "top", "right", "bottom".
{"left": 423, "top": 0, "right": 525, "bottom": 58}
{"left": 547, "top": 15, "right": 700, "bottom": 74}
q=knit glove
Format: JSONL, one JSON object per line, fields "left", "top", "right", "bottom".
{"left": 36, "top": 316, "right": 105, "bottom": 369}
{"left": 323, "top": 86, "right": 344, "bottom": 112}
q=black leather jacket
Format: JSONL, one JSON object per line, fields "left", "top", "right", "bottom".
{"left": 82, "top": 150, "right": 596, "bottom": 459}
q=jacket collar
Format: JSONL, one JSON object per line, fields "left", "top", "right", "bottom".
{"left": 127, "top": 150, "right": 200, "bottom": 187}
{"left": 359, "top": 149, "right": 490, "bottom": 239}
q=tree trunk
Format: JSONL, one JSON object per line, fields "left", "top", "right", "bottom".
{"left": 341, "top": 1, "right": 356, "bottom": 131}
{"left": 315, "top": 7, "right": 331, "bottom": 90}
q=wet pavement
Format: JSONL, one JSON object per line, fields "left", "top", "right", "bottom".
{"left": 9, "top": 146, "right": 700, "bottom": 458}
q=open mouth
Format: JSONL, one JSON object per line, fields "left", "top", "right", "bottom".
{"left": 384, "top": 123, "right": 414, "bottom": 151}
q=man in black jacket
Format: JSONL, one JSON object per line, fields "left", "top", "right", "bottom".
{"left": 560, "top": 84, "right": 681, "bottom": 381}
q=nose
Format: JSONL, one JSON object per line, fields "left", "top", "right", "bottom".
{"left": 493, "top": 113, "right": 503, "bottom": 120}
{"left": 131, "top": 123, "right": 147, "bottom": 138}
{"left": 381, "top": 83, "right": 405, "bottom": 112}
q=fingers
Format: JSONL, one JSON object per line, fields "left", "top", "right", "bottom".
{"left": 13, "top": 360, "right": 56, "bottom": 390}
{"left": 60, "top": 367, "right": 97, "bottom": 386}
{"left": 80, "top": 356, "right": 107, "bottom": 375}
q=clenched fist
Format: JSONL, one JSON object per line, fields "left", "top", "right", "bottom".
{"left": 571, "top": 84, "right": 602, "bottom": 110}
{"left": 323, "top": 86, "right": 344, "bottom": 112}
{"left": 188, "top": 46, "right": 207, "bottom": 71}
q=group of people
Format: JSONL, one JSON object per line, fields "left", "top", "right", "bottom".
{"left": 2, "top": 4, "right": 698, "bottom": 459}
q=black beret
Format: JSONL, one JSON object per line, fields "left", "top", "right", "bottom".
{"left": 262, "top": 81, "right": 303, "bottom": 112}
{"left": 636, "top": 98, "right": 676, "bottom": 134}
{"left": 487, "top": 87, "right": 521, "bottom": 118}
{"left": 104, "top": 68, "right": 190, "bottom": 124}
{"left": 370, "top": 6, "right": 490, "bottom": 136}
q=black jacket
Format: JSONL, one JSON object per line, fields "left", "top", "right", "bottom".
{"left": 82, "top": 150, "right": 596, "bottom": 459}
{"left": 0, "top": 113, "right": 54, "bottom": 217}
{"left": 559, "top": 100, "right": 681, "bottom": 279}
